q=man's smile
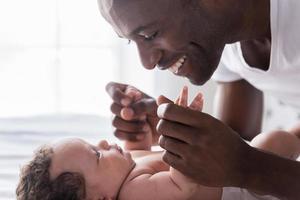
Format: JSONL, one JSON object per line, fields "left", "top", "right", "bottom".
{"left": 167, "top": 55, "right": 187, "bottom": 75}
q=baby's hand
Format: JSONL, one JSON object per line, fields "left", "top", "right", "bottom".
{"left": 174, "top": 85, "right": 203, "bottom": 111}
{"left": 157, "top": 86, "right": 203, "bottom": 111}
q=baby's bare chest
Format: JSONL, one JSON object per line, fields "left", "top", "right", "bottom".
{"left": 129, "top": 155, "right": 169, "bottom": 179}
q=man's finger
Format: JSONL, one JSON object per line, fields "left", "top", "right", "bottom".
{"left": 114, "top": 129, "right": 146, "bottom": 141}
{"left": 157, "top": 103, "right": 211, "bottom": 128}
{"left": 156, "top": 119, "right": 197, "bottom": 144}
{"left": 120, "top": 107, "right": 135, "bottom": 120}
{"left": 131, "top": 98, "right": 158, "bottom": 117}
{"left": 111, "top": 102, "right": 145, "bottom": 121}
{"left": 125, "top": 86, "right": 142, "bottom": 101}
{"left": 157, "top": 95, "right": 173, "bottom": 105}
{"left": 162, "top": 150, "right": 185, "bottom": 170}
{"left": 106, "top": 82, "right": 132, "bottom": 106}
{"left": 159, "top": 136, "right": 190, "bottom": 158}
{"left": 110, "top": 103, "right": 122, "bottom": 117}
{"left": 112, "top": 116, "right": 148, "bottom": 133}
{"left": 106, "top": 81, "right": 127, "bottom": 92}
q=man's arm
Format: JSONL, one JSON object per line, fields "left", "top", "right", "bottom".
{"left": 215, "top": 80, "right": 300, "bottom": 199}
{"left": 242, "top": 146, "right": 300, "bottom": 200}
{"left": 214, "top": 79, "right": 263, "bottom": 141}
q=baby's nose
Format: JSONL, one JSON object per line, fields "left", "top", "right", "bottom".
{"left": 97, "top": 140, "right": 109, "bottom": 150}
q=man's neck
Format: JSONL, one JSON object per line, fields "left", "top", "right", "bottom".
{"left": 235, "top": 0, "right": 271, "bottom": 42}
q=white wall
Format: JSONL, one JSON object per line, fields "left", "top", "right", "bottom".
{"left": 152, "top": 70, "right": 217, "bottom": 114}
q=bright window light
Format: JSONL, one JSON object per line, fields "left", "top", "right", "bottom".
{"left": 0, "top": 0, "right": 119, "bottom": 118}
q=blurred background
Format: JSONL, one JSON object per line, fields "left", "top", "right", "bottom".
{"left": 1, "top": 0, "right": 299, "bottom": 199}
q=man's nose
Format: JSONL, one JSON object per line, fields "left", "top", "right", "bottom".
{"left": 137, "top": 43, "right": 162, "bottom": 70}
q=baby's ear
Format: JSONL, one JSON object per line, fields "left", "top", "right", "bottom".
{"left": 157, "top": 95, "right": 173, "bottom": 105}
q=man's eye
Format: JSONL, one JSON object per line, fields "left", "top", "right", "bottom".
{"left": 144, "top": 31, "right": 158, "bottom": 41}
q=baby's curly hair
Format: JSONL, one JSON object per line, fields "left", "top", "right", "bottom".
{"left": 16, "top": 145, "right": 86, "bottom": 200}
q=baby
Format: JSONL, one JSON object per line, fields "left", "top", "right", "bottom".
{"left": 16, "top": 87, "right": 300, "bottom": 200}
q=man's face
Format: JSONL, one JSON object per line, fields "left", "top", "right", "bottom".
{"left": 99, "top": 0, "right": 232, "bottom": 85}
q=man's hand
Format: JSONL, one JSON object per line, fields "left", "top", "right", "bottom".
{"left": 157, "top": 103, "right": 250, "bottom": 187}
{"left": 106, "top": 82, "right": 161, "bottom": 145}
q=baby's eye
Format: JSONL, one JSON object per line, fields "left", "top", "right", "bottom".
{"left": 96, "top": 151, "right": 101, "bottom": 159}
{"left": 94, "top": 149, "right": 102, "bottom": 164}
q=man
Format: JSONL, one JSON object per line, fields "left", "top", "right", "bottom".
{"left": 98, "top": 0, "right": 300, "bottom": 199}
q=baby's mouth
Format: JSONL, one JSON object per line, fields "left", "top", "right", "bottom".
{"left": 113, "top": 145, "right": 123, "bottom": 154}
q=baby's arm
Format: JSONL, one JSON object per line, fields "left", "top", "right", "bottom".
{"left": 121, "top": 155, "right": 221, "bottom": 200}
{"left": 169, "top": 87, "right": 220, "bottom": 199}
{"left": 122, "top": 170, "right": 221, "bottom": 200}
{"left": 121, "top": 87, "right": 222, "bottom": 200}
{"left": 163, "top": 87, "right": 221, "bottom": 199}
{"left": 122, "top": 147, "right": 221, "bottom": 200}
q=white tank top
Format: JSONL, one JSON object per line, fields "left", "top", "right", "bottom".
{"left": 212, "top": 0, "right": 300, "bottom": 109}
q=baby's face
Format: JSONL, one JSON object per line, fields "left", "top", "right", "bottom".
{"left": 49, "top": 138, "right": 135, "bottom": 199}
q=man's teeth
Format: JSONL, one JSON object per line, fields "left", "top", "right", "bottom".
{"left": 168, "top": 56, "right": 186, "bottom": 73}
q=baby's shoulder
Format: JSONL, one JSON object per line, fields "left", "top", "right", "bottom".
{"left": 129, "top": 150, "right": 168, "bottom": 172}
{"left": 119, "top": 172, "right": 177, "bottom": 200}
{"left": 118, "top": 173, "right": 154, "bottom": 200}
{"left": 118, "top": 152, "right": 170, "bottom": 200}
{"left": 124, "top": 157, "right": 164, "bottom": 183}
